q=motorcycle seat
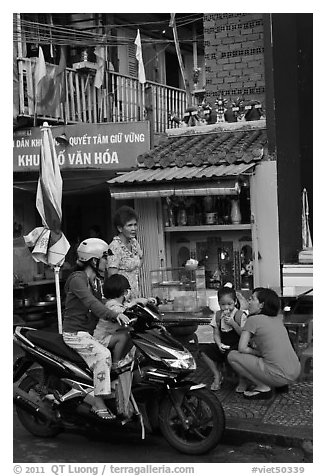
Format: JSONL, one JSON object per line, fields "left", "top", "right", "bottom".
{"left": 25, "top": 330, "right": 87, "bottom": 367}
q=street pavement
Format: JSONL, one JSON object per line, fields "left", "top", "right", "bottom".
{"left": 12, "top": 321, "right": 313, "bottom": 462}
{"left": 189, "top": 324, "right": 313, "bottom": 459}
{"left": 13, "top": 410, "right": 309, "bottom": 463}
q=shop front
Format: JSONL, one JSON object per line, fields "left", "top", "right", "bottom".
{"left": 13, "top": 121, "right": 150, "bottom": 326}
{"left": 108, "top": 120, "right": 281, "bottom": 313}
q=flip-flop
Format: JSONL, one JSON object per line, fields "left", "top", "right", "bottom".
{"left": 235, "top": 383, "right": 248, "bottom": 393}
{"left": 243, "top": 389, "right": 273, "bottom": 400}
{"left": 91, "top": 408, "right": 116, "bottom": 420}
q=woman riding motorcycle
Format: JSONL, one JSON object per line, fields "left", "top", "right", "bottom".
{"left": 62, "top": 238, "right": 130, "bottom": 420}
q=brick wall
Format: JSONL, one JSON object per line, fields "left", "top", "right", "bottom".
{"left": 203, "top": 13, "right": 265, "bottom": 106}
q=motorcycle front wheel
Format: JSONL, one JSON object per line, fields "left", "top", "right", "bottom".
{"left": 159, "top": 387, "right": 225, "bottom": 455}
{"left": 15, "top": 374, "right": 61, "bottom": 438}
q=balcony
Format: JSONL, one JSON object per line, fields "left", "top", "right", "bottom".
{"left": 16, "top": 57, "right": 187, "bottom": 133}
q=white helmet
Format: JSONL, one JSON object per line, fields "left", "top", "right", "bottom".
{"left": 77, "top": 238, "right": 109, "bottom": 262}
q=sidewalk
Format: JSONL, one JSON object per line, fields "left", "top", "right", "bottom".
{"left": 190, "top": 324, "right": 313, "bottom": 452}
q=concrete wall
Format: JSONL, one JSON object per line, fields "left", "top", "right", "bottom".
{"left": 250, "top": 160, "right": 281, "bottom": 291}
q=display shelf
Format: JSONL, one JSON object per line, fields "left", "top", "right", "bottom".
{"left": 14, "top": 301, "right": 57, "bottom": 311}
{"left": 13, "top": 278, "right": 64, "bottom": 324}
{"left": 13, "top": 279, "right": 57, "bottom": 290}
{"left": 164, "top": 224, "right": 251, "bottom": 232}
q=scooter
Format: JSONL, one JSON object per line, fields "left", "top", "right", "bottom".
{"left": 13, "top": 303, "right": 225, "bottom": 455}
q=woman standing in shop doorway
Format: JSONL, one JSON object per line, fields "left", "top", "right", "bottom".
{"left": 106, "top": 206, "right": 143, "bottom": 300}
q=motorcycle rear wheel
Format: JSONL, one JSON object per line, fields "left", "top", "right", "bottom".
{"left": 159, "top": 388, "right": 225, "bottom": 455}
{"left": 15, "top": 375, "right": 61, "bottom": 438}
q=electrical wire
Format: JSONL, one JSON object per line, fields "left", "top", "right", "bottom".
{"left": 13, "top": 15, "right": 204, "bottom": 34}
{"left": 13, "top": 15, "right": 204, "bottom": 47}
{"left": 102, "top": 13, "right": 202, "bottom": 29}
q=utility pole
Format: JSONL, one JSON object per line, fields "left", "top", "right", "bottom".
{"left": 169, "top": 14, "right": 192, "bottom": 106}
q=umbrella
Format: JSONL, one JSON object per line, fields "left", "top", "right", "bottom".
{"left": 302, "top": 188, "right": 313, "bottom": 249}
{"left": 24, "top": 122, "right": 70, "bottom": 333}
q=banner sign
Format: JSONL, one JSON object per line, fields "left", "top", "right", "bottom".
{"left": 13, "top": 121, "right": 150, "bottom": 172}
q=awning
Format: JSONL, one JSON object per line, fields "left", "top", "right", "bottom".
{"left": 108, "top": 163, "right": 254, "bottom": 199}
{"left": 13, "top": 169, "right": 119, "bottom": 195}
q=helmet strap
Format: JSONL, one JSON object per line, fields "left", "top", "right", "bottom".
{"left": 88, "top": 257, "right": 98, "bottom": 274}
{"left": 90, "top": 256, "right": 105, "bottom": 279}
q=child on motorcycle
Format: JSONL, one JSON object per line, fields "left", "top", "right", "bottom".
{"left": 93, "top": 273, "right": 149, "bottom": 368}
{"left": 62, "top": 238, "right": 130, "bottom": 420}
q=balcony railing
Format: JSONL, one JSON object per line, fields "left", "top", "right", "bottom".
{"left": 16, "top": 58, "right": 187, "bottom": 133}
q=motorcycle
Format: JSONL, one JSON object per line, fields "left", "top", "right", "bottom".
{"left": 13, "top": 302, "right": 225, "bottom": 455}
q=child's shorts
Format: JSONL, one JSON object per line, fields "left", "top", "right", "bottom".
{"left": 93, "top": 332, "right": 112, "bottom": 347}
{"left": 201, "top": 343, "right": 238, "bottom": 363}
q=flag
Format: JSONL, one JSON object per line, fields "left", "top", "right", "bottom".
{"left": 36, "top": 47, "right": 66, "bottom": 117}
{"left": 34, "top": 46, "right": 47, "bottom": 114}
{"left": 35, "top": 45, "right": 55, "bottom": 116}
{"left": 302, "top": 188, "right": 313, "bottom": 249}
{"left": 13, "top": 41, "right": 20, "bottom": 127}
{"left": 35, "top": 46, "right": 47, "bottom": 93}
{"left": 134, "top": 29, "right": 146, "bottom": 84}
{"left": 55, "top": 46, "right": 67, "bottom": 104}
{"left": 94, "top": 44, "right": 106, "bottom": 89}
{"left": 48, "top": 46, "right": 67, "bottom": 115}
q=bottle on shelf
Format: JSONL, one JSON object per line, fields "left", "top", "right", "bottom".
{"left": 177, "top": 208, "right": 187, "bottom": 226}
{"left": 162, "top": 201, "right": 170, "bottom": 227}
{"left": 230, "top": 198, "right": 242, "bottom": 224}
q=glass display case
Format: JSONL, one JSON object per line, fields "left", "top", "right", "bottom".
{"left": 150, "top": 267, "right": 207, "bottom": 313}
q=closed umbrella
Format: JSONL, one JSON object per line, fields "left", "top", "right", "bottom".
{"left": 24, "top": 122, "right": 70, "bottom": 333}
{"left": 302, "top": 188, "right": 312, "bottom": 249}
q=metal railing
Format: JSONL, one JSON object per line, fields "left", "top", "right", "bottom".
{"left": 16, "top": 58, "right": 187, "bottom": 133}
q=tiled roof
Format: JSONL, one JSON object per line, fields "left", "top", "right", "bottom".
{"left": 137, "top": 129, "right": 267, "bottom": 168}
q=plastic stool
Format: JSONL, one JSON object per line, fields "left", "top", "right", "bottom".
{"left": 299, "top": 344, "right": 313, "bottom": 380}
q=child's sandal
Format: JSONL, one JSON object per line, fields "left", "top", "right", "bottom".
{"left": 210, "top": 376, "right": 223, "bottom": 391}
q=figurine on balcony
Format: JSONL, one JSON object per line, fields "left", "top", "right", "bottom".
{"left": 183, "top": 106, "right": 201, "bottom": 127}
{"left": 215, "top": 94, "right": 228, "bottom": 123}
{"left": 198, "top": 100, "right": 215, "bottom": 125}
{"left": 193, "top": 67, "right": 202, "bottom": 90}
{"left": 169, "top": 106, "right": 202, "bottom": 127}
{"left": 224, "top": 97, "right": 245, "bottom": 123}
{"left": 244, "top": 100, "right": 264, "bottom": 121}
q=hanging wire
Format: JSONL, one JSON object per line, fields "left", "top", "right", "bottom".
{"left": 102, "top": 13, "right": 202, "bottom": 29}
{"left": 13, "top": 15, "right": 204, "bottom": 47}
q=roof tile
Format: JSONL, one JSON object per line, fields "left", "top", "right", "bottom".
{"left": 137, "top": 129, "right": 268, "bottom": 169}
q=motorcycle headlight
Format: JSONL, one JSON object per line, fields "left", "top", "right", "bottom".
{"left": 158, "top": 345, "right": 197, "bottom": 370}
